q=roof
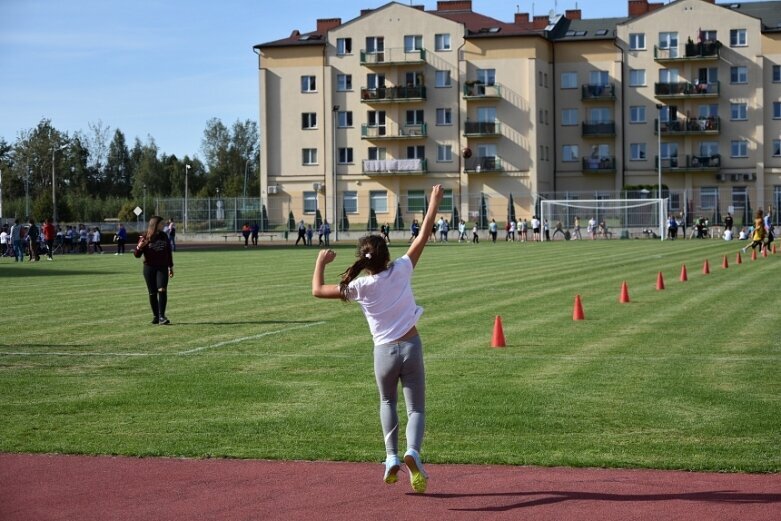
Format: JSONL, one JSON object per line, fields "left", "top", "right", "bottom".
{"left": 720, "top": 1, "right": 781, "bottom": 32}
{"left": 430, "top": 8, "right": 542, "bottom": 38}
{"left": 254, "top": 30, "right": 326, "bottom": 50}
{"left": 549, "top": 17, "right": 629, "bottom": 41}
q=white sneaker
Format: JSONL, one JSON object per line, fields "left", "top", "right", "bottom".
{"left": 383, "top": 455, "right": 400, "bottom": 484}
{"left": 403, "top": 449, "right": 429, "bottom": 493}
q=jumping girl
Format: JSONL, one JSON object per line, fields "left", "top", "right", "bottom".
{"left": 134, "top": 216, "right": 174, "bottom": 325}
{"left": 311, "top": 184, "right": 443, "bottom": 494}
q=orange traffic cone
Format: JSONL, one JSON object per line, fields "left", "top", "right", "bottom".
{"left": 573, "top": 295, "right": 585, "bottom": 321}
{"left": 773, "top": 244, "right": 777, "bottom": 254}
{"left": 722, "top": 256, "right": 729, "bottom": 269}
{"left": 762, "top": 246, "right": 768, "bottom": 258}
{"left": 656, "top": 271, "right": 665, "bottom": 290}
{"left": 619, "top": 281, "right": 630, "bottom": 303}
{"left": 491, "top": 316, "right": 506, "bottom": 348}
{"left": 680, "top": 264, "right": 688, "bottom": 282}
{"left": 702, "top": 259, "right": 710, "bottom": 275}
{"left": 752, "top": 249, "right": 757, "bottom": 261}
{"left": 736, "top": 251, "right": 742, "bottom": 264}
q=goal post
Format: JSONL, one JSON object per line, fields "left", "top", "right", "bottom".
{"left": 539, "top": 198, "right": 668, "bottom": 240}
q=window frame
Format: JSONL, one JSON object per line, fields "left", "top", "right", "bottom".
{"left": 301, "top": 112, "right": 317, "bottom": 130}
{"left": 302, "top": 148, "right": 318, "bottom": 165}
{"left": 343, "top": 191, "right": 358, "bottom": 214}
{"left": 369, "top": 190, "right": 388, "bottom": 213}
{"left": 336, "top": 74, "right": 352, "bottom": 91}
{"left": 435, "top": 70, "right": 451, "bottom": 88}
{"left": 629, "top": 69, "right": 646, "bottom": 87}
{"left": 731, "top": 140, "right": 748, "bottom": 158}
{"left": 629, "top": 105, "right": 646, "bottom": 123}
{"left": 562, "top": 145, "right": 579, "bottom": 162}
{"left": 730, "top": 28, "right": 747, "bottom": 47}
{"left": 730, "top": 103, "right": 748, "bottom": 121}
{"left": 730, "top": 66, "right": 748, "bottom": 84}
{"left": 437, "top": 144, "right": 453, "bottom": 162}
{"left": 337, "top": 111, "right": 353, "bottom": 128}
{"left": 560, "top": 71, "right": 577, "bottom": 89}
{"left": 436, "top": 108, "right": 452, "bottom": 126}
{"left": 300, "top": 75, "right": 317, "bottom": 93}
{"left": 629, "top": 32, "right": 646, "bottom": 50}
{"left": 630, "top": 143, "right": 647, "bottom": 161}
{"left": 337, "top": 147, "right": 354, "bottom": 164}
{"left": 434, "top": 33, "right": 451, "bottom": 51}
{"left": 561, "top": 108, "right": 578, "bottom": 126}
{"left": 336, "top": 37, "right": 352, "bottom": 56}
{"left": 404, "top": 34, "right": 423, "bottom": 53}
{"left": 303, "top": 191, "right": 318, "bottom": 214}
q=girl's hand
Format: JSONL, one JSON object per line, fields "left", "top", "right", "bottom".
{"left": 430, "top": 184, "right": 444, "bottom": 205}
{"left": 168, "top": 268, "right": 174, "bottom": 278}
{"left": 317, "top": 249, "right": 336, "bottom": 265}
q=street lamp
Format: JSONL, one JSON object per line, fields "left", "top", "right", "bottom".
{"left": 52, "top": 143, "right": 68, "bottom": 223}
{"left": 184, "top": 164, "right": 191, "bottom": 233}
{"left": 243, "top": 160, "right": 253, "bottom": 198}
{"left": 332, "top": 105, "right": 339, "bottom": 242}
{"left": 656, "top": 104, "right": 664, "bottom": 240}
{"left": 25, "top": 167, "right": 31, "bottom": 217}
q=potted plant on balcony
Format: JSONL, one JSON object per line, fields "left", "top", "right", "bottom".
{"left": 685, "top": 36, "right": 697, "bottom": 57}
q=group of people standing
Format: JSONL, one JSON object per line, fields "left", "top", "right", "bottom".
{"left": 1, "top": 218, "right": 56, "bottom": 262}
{"left": 295, "top": 220, "right": 332, "bottom": 246}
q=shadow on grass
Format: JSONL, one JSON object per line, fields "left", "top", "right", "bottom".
{"left": 423, "top": 490, "right": 781, "bottom": 512}
{"left": 173, "top": 320, "right": 317, "bottom": 326}
{"left": 0, "top": 268, "right": 118, "bottom": 278}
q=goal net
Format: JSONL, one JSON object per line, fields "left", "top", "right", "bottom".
{"left": 540, "top": 198, "right": 668, "bottom": 240}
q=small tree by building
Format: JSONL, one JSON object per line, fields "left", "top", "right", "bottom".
{"left": 288, "top": 211, "right": 296, "bottom": 231}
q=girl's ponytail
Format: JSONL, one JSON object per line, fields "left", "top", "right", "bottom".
{"left": 338, "top": 235, "right": 391, "bottom": 301}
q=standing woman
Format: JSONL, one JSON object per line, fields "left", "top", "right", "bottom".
{"left": 311, "top": 184, "right": 444, "bottom": 494}
{"left": 134, "top": 216, "right": 174, "bottom": 325}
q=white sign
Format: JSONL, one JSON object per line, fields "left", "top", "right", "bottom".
{"left": 133, "top": 206, "right": 143, "bottom": 216}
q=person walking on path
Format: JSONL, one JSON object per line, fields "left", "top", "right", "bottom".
{"left": 323, "top": 221, "right": 331, "bottom": 246}
{"left": 115, "top": 223, "right": 128, "bottom": 255}
{"left": 91, "top": 227, "right": 103, "bottom": 254}
{"left": 742, "top": 209, "right": 766, "bottom": 254}
{"left": 251, "top": 222, "right": 259, "bottom": 246}
{"left": 10, "top": 219, "right": 24, "bottom": 262}
{"left": 27, "top": 218, "right": 40, "bottom": 261}
{"left": 531, "top": 216, "right": 541, "bottom": 242}
{"left": 573, "top": 216, "right": 582, "bottom": 240}
{"left": 295, "top": 220, "right": 306, "bottom": 246}
{"left": 134, "top": 216, "right": 174, "bottom": 325}
{"left": 242, "top": 223, "right": 251, "bottom": 248}
{"left": 42, "top": 218, "right": 56, "bottom": 260}
{"left": 167, "top": 219, "right": 177, "bottom": 251}
{"left": 489, "top": 219, "right": 498, "bottom": 243}
{"left": 311, "top": 184, "right": 444, "bottom": 495}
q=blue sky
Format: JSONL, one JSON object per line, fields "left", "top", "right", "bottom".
{"left": 0, "top": 0, "right": 625, "bottom": 159}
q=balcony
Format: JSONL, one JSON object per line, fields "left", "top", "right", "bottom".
{"left": 655, "top": 154, "right": 721, "bottom": 172}
{"left": 362, "top": 158, "right": 427, "bottom": 175}
{"left": 582, "top": 156, "right": 616, "bottom": 173}
{"left": 581, "top": 84, "right": 616, "bottom": 101}
{"left": 582, "top": 121, "right": 616, "bottom": 137}
{"left": 655, "top": 81, "right": 719, "bottom": 99}
{"left": 464, "top": 120, "right": 501, "bottom": 137}
{"left": 654, "top": 116, "right": 720, "bottom": 136}
{"left": 361, "top": 123, "right": 427, "bottom": 140}
{"left": 653, "top": 41, "right": 720, "bottom": 63}
{"left": 359, "top": 48, "right": 426, "bottom": 66}
{"left": 463, "top": 82, "right": 502, "bottom": 100}
{"left": 360, "top": 85, "right": 426, "bottom": 103}
{"left": 464, "top": 156, "right": 503, "bottom": 173}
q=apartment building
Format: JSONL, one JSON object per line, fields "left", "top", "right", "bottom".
{"left": 255, "top": 0, "right": 781, "bottom": 230}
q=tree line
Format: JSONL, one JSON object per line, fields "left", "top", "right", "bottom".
{"left": 0, "top": 117, "right": 259, "bottom": 223}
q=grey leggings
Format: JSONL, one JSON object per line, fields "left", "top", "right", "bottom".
{"left": 373, "top": 335, "right": 426, "bottom": 457}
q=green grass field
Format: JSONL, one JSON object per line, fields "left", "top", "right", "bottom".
{"left": 1, "top": 239, "right": 779, "bottom": 472}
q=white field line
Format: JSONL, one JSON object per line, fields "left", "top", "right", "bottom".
{"left": 0, "top": 322, "right": 326, "bottom": 358}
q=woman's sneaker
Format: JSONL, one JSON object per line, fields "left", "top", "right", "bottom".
{"left": 383, "top": 455, "right": 400, "bottom": 484}
{"left": 159, "top": 317, "right": 171, "bottom": 325}
{"left": 403, "top": 449, "right": 428, "bottom": 493}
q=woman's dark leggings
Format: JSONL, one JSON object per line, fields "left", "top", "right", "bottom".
{"left": 143, "top": 265, "right": 169, "bottom": 319}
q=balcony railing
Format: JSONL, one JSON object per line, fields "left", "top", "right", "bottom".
{"left": 464, "top": 121, "right": 501, "bottom": 137}
{"left": 655, "top": 81, "right": 720, "bottom": 98}
{"left": 463, "top": 82, "right": 502, "bottom": 99}
{"left": 655, "top": 154, "right": 721, "bottom": 171}
{"left": 653, "top": 41, "right": 720, "bottom": 62}
{"left": 362, "top": 158, "right": 427, "bottom": 174}
{"left": 581, "top": 84, "right": 616, "bottom": 101}
{"left": 655, "top": 116, "right": 720, "bottom": 135}
{"left": 582, "top": 121, "right": 616, "bottom": 137}
{"left": 359, "top": 48, "right": 426, "bottom": 65}
{"left": 360, "top": 86, "right": 426, "bottom": 102}
{"left": 361, "top": 123, "right": 427, "bottom": 139}
{"left": 464, "top": 156, "right": 503, "bottom": 173}
{"left": 582, "top": 156, "right": 616, "bottom": 172}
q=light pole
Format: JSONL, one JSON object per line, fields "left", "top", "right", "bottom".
{"left": 656, "top": 104, "right": 664, "bottom": 240}
{"left": 243, "top": 159, "right": 252, "bottom": 198}
{"left": 0, "top": 168, "right": 3, "bottom": 221}
{"left": 25, "top": 167, "right": 31, "bottom": 218}
{"left": 52, "top": 143, "right": 68, "bottom": 223}
{"left": 143, "top": 183, "right": 147, "bottom": 220}
{"left": 332, "top": 105, "right": 339, "bottom": 242}
{"left": 184, "top": 164, "right": 191, "bottom": 233}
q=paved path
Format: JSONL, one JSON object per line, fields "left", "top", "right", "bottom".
{"left": 1, "top": 454, "right": 780, "bottom": 521}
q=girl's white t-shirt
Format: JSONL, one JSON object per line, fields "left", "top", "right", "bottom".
{"left": 346, "top": 255, "right": 422, "bottom": 346}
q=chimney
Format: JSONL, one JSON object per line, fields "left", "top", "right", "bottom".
{"left": 628, "top": 0, "right": 649, "bottom": 17}
{"left": 411, "top": 4, "right": 425, "bottom": 11}
{"left": 532, "top": 15, "right": 549, "bottom": 30}
{"left": 316, "top": 18, "right": 341, "bottom": 34}
{"left": 565, "top": 9, "right": 582, "bottom": 20}
{"left": 360, "top": 8, "right": 374, "bottom": 16}
{"left": 436, "top": 1, "right": 472, "bottom": 12}
{"left": 514, "top": 12, "right": 530, "bottom": 28}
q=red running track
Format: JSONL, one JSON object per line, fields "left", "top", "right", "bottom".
{"left": 1, "top": 454, "right": 779, "bottom": 521}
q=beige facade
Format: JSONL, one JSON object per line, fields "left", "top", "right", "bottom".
{"left": 256, "top": 0, "right": 781, "bottom": 231}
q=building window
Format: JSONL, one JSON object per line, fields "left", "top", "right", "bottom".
{"left": 538, "top": 71, "right": 543, "bottom": 87}
{"left": 630, "top": 143, "right": 646, "bottom": 160}
{"left": 701, "top": 187, "right": 718, "bottom": 210}
{"left": 407, "top": 190, "right": 425, "bottom": 212}
{"left": 730, "top": 103, "right": 747, "bottom": 120}
{"left": 629, "top": 69, "right": 646, "bottom": 86}
{"left": 561, "top": 71, "right": 577, "bottom": 89}
{"left": 544, "top": 72, "right": 548, "bottom": 87}
{"left": 476, "top": 68, "right": 496, "bottom": 85}
{"left": 365, "top": 36, "right": 384, "bottom": 54}
{"left": 440, "top": 189, "right": 453, "bottom": 212}
{"left": 370, "top": 191, "right": 388, "bottom": 213}
{"left": 336, "top": 38, "right": 352, "bottom": 55}
{"left": 435, "top": 33, "right": 451, "bottom": 51}
{"left": 301, "top": 76, "right": 316, "bottom": 92}
{"left": 730, "top": 29, "right": 747, "bottom": 47}
{"left": 404, "top": 34, "right": 423, "bottom": 52}
{"left": 338, "top": 147, "right": 353, "bottom": 164}
{"left": 406, "top": 110, "right": 424, "bottom": 125}
{"left": 303, "top": 191, "right": 317, "bottom": 214}
{"left": 590, "top": 70, "right": 609, "bottom": 86}
{"left": 367, "top": 73, "right": 385, "bottom": 89}
{"left": 561, "top": 108, "right": 578, "bottom": 126}
{"left": 562, "top": 145, "right": 579, "bottom": 162}
{"left": 407, "top": 145, "right": 425, "bottom": 159}
{"left": 437, "top": 144, "right": 453, "bottom": 162}
{"left": 629, "top": 32, "right": 646, "bottom": 50}
{"left": 774, "top": 65, "right": 781, "bottom": 83}
{"left": 301, "top": 113, "right": 317, "bottom": 129}
{"left": 343, "top": 191, "right": 358, "bottom": 213}
{"left": 699, "top": 142, "right": 719, "bottom": 157}
{"left": 436, "top": 108, "right": 452, "bottom": 125}
{"left": 337, "top": 111, "right": 353, "bottom": 128}
{"left": 629, "top": 105, "right": 646, "bottom": 123}
{"left": 367, "top": 147, "right": 386, "bottom": 160}
{"left": 661, "top": 142, "right": 678, "bottom": 160}
{"left": 336, "top": 74, "right": 352, "bottom": 91}
{"left": 698, "top": 104, "right": 719, "bottom": 118}
{"left": 302, "top": 148, "right": 318, "bottom": 165}
{"left": 773, "top": 139, "right": 781, "bottom": 157}
{"left": 731, "top": 140, "right": 748, "bottom": 158}
{"left": 658, "top": 32, "right": 679, "bottom": 58}
{"left": 435, "top": 70, "right": 451, "bottom": 87}
{"left": 730, "top": 66, "right": 748, "bottom": 84}
{"left": 774, "top": 102, "right": 781, "bottom": 119}
{"left": 538, "top": 109, "right": 544, "bottom": 124}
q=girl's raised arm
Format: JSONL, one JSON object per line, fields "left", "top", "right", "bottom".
{"left": 312, "top": 249, "right": 343, "bottom": 299}
{"left": 406, "top": 184, "right": 444, "bottom": 268}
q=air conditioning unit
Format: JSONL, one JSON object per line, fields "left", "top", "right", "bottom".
{"left": 313, "top": 182, "right": 322, "bottom": 192}
{"left": 743, "top": 173, "right": 756, "bottom": 181}
{"left": 731, "top": 174, "right": 741, "bottom": 182}
{"left": 267, "top": 185, "right": 279, "bottom": 195}
{"left": 716, "top": 174, "right": 726, "bottom": 182}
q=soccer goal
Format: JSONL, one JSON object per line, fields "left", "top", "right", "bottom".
{"left": 540, "top": 198, "right": 668, "bottom": 240}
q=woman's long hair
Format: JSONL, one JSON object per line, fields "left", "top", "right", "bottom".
{"left": 146, "top": 215, "right": 164, "bottom": 240}
{"left": 338, "top": 235, "right": 391, "bottom": 301}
